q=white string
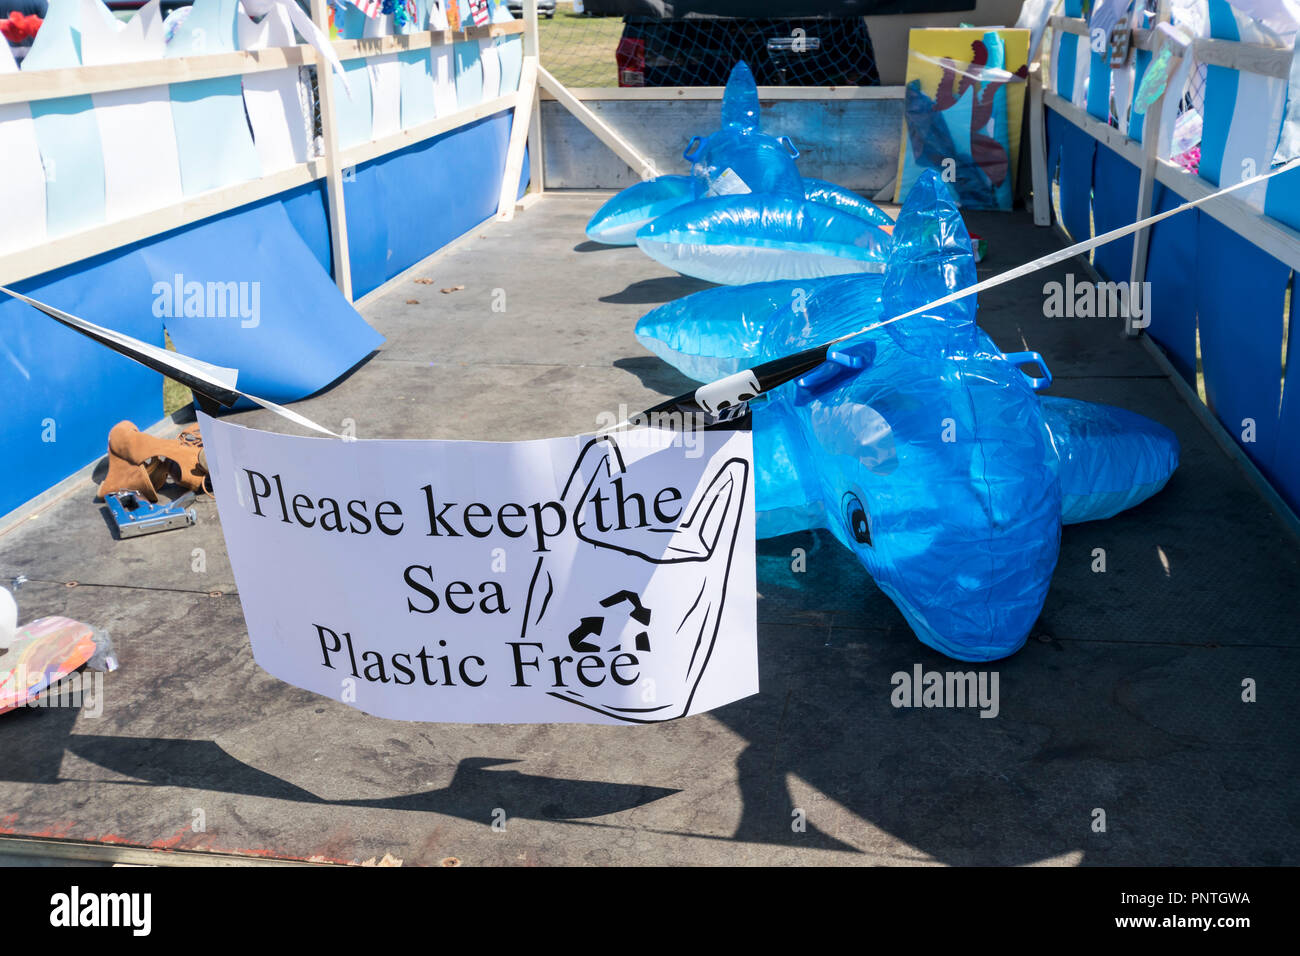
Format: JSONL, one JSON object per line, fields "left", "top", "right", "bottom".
{"left": 823, "top": 157, "right": 1300, "bottom": 349}
{"left": 0, "top": 285, "right": 342, "bottom": 439}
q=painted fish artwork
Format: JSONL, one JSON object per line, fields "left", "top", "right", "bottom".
{"left": 585, "top": 61, "right": 895, "bottom": 285}
{"left": 895, "top": 27, "right": 1029, "bottom": 210}
{"left": 635, "top": 171, "right": 1180, "bottom": 662}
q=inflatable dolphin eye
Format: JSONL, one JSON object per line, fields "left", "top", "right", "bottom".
{"left": 842, "top": 492, "right": 871, "bottom": 546}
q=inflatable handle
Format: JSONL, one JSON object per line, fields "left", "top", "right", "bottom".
{"left": 794, "top": 346, "right": 873, "bottom": 405}
{"left": 1002, "top": 351, "right": 1053, "bottom": 391}
{"left": 683, "top": 136, "right": 704, "bottom": 162}
{"left": 779, "top": 136, "right": 800, "bottom": 159}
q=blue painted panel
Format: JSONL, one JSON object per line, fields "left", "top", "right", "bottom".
{"left": 274, "top": 180, "right": 333, "bottom": 276}
{"left": 1091, "top": 146, "right": 1139, "bottom": 283}
{"left": 1144, "top": 183, "right": 1199, "bottom": 384}
{"left": 1087, "top": 48, "right": 1109, "bottom": 122}
{"left": 1198, "top": 64, "right": 1237, "bottom": 187}
{"left": 0, "top": 249, "right": 161, "bottom": 517}
{"left": 139, "top": 202, "right": 383, "bottom": 403}
{"left": 1056, "top": 34, "right": 1078, "bottom": 100}
{"left": 1262, "top": 164, "right": 1300, "bottom": 233}
{"left": 1195, "top": 214, "right": 1288, "bottom": 471}
{"left": 1268, "top": 288, "right": 1300, "bottom": 512}
{"left": 1057, "top": 117, "right": 1095, "bottom": 242}
{"left": 343, "top": 110, "right": 518, "bottom": 298}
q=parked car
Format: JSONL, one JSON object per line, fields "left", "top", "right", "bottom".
{"left": 506, "top": 0, "right": 556, "bottom": 18}
{"left": 105, "top": 0, "right": 191, "bottom": 12}
{"left": 614, "top": 16, "right": 878, "bottom": 87}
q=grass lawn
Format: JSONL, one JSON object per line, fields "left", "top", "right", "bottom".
{"left": 537, "top": 4, "right": 624, "bottom": 88}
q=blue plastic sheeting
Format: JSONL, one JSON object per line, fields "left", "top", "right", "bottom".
{"left": 1195, "top": 214, "right": 1288, "bottom": 471}
{"left": 1143, "top": 183, "right": 1199, "bottom": 383}
{"left": 139, "top": 201, "right": 383, "bottom": 403}
{"left": 1056, "top": 117, "right": 1095, "bottom": 242}
{"left": 342, "top": 110, "right": 528, "bottom": 298}
{"left": 1090, "top": 146, "right": 1139, "bottom": 282}
{"left": 0, "top": 249, "right": 162, "bottom": 518}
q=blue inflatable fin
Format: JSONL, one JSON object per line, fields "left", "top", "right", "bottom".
{"left": 1042, "top": 396, "right": 1181, "bottom": 524}
{"left": 720, "top": 60, "right": 760, "bottom": 130}
{"left": 882, "top": 167, "right": 979, "bottom": 333}
{"left": 803, "top": 179, "right": 895, "bottom": 229}
{"left": 586, "top": 175, "right": 695, "bottom": 246}
{"left": 754, "top": 399, "right": 825, "bottom": 537}
{"left": 634, "top": 276, "right": 865, "bottom": 383}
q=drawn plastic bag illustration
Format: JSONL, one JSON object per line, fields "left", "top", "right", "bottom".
{"left": 519, "top": 433, "right": 752, "bottom": 722}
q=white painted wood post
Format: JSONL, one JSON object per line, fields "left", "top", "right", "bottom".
{"left": 311, "top": 0, "right": 354, "bottom": 302}
{"left": 1128, "top": 3, "right": 1177, "bottom": 336}
{"left": 1029, "top": 61, "right": 1051, "bottom": 226}
{"left": 538, "top": 65, "right": 658, "bottom": 180}
{"left": 524, "top": 0, "right": 544, "bottom": 196}
{"left": 497, "top": 56, "right": 539, "bottom": 219}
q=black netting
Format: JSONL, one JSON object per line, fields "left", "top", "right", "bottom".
{"left": 540, "top": 8, "right": 879, "bottom": 88}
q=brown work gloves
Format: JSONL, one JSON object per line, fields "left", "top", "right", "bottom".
{"left": 96, "top": 421, "right": 213, "bottom": 503}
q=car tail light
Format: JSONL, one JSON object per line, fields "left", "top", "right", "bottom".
{"left": 617, "top": 37, "right": 645, "bottom": 87}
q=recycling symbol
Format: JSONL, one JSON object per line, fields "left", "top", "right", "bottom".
{"left": 568, "top": 590, "right": 653, "bottom": 654}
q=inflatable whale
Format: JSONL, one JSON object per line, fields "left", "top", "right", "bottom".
{"left": 637, "top": 171, "right": 1180, "bottom": 661}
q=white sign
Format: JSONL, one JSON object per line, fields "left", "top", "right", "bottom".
{"left": 201, "top": 414, "right": 758, "bottom": 724}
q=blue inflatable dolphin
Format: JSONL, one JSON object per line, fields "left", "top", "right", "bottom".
{"left": 586, "top": 63, "right": 894, "bottom": 284}
{"left": 636, "top": 171, "right": 1180, "bottom": 661}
